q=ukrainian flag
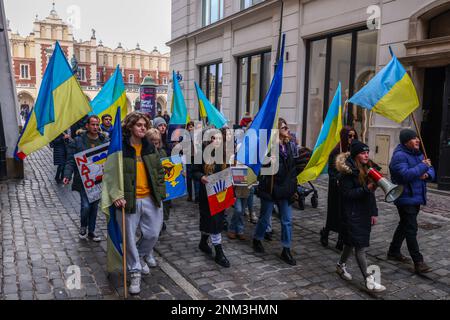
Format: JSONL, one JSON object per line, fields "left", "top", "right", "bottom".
{"left": 91, "top": 65, "right": 127, "bottom": 122}
{"left": 194, "top": 82, "right": 228, "bottom": 129}
{"left": 348, "top": 51, "right": 419, "bottom": 123}
{"left": 168, "top": 70, "right": 189, "bottom": 141}
{"left": 15, "top": 41, "right": 92, "bottom": 159}
{"left": 101, "top": 107, "right": 124, "bottom": 273}
{"left": 236, "top": 34, "right": 285, "bottom": 183}
{"left": 298, "top": 83, "right": 343, "bottom": 184}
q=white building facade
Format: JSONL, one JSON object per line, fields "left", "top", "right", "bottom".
{"left": 168, "top": 0, "right": 450, "bottom": 190}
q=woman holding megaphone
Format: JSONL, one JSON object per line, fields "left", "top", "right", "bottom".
{"left": 334, "top": 140, "right": 386, "bottom": 293}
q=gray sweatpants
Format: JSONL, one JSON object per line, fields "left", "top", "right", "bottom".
{"left": 117, "top": 197, "right": 163, "bottom": 273}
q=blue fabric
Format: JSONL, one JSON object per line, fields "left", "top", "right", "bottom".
{"left": 90, "top": 65, "right": 125, "bottom": 115}
{"left": 348, "top": 55, "right": 406, "bottom": 110}
{"left": 229, "top": 198, "right": 246, "bottom": 234}
{"left": 107, "top": 107, "right": 123, "bottom": 155}
{"left": 389, "top": 144, "right": 435, "bottom": 206}
{"left": 34, "top": 42, "right": 74, "bottom": 135}
{"left": 254, "top": 199, "right": 292, "bottom": 248}
{"left": 79, "top": 188, "right": 99, "bottom": 233}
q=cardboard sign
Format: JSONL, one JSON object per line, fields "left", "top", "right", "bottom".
{"left": 162, "top": 155, "right": 187, "bottom": 201}
{"left": 74, "top": 143, "right": 110, "bottom": 203}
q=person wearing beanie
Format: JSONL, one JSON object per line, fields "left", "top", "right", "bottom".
{"left": 388, "top": 129, "right": 435, "bottom": 273}
{"left": 333, "top": 140, "right": 385, "bottom": 292}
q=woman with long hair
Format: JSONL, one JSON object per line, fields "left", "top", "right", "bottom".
{"left": 252, "top": 118, "right": 298, "bottom": 266}
{"left": 192, "top": 128, "right": 230, "bottom": 268}
{"left": 334, "top": 140, "right": 385, "bottom": 292}
{"left": 321, "top": 126, "right": 358, "bottom": 250}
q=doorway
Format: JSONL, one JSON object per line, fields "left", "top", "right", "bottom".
{"left": 422, "top": 66, "right": 450, "bottom": 190}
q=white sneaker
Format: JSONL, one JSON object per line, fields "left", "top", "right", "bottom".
{"left": 129, "top": 273, "right": 141, "bottom": 295}
{"left": 145, "top": 254, "right": 157, "bottom": 268}
{"left": 141, "top": 260, "right": 150, "bottom": 275}
{"left": 336, "top": 263, "right": 352, "bottom": 281}
{"left": 249, "top": 212, "right": 258, "bottom": 224}
{"left": 365, "top": 275, "right": 386, "bottom": 292}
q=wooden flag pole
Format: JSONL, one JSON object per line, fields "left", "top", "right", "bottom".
{"left": 122, "top": 206, "right": 128, "bottom": 299}
{"left": 410, "top": 113, "right": 429, "bottom": 160}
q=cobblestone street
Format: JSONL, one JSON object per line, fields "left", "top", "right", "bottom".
{"left": 1, "top": 147, "right": 449, "bottom": 300}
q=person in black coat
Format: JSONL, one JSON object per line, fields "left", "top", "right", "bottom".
{"left": 334, "top": 140, "right": 385, "bottom": 292}
{"left": 192, "top": 129, "right": 230, "bottom": 268}
{"left": 320, "top": 126, "right": 358, "bottom": 250}
{"left": 49, "top": 131, "right": 71, "bottom": 183}
{"left": 252, "top": 118, "right": 299, "bottom": 266}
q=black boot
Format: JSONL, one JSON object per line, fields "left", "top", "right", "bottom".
{"left": 320, "top": 227, "right": 329, "bottom": 247}
{"left": 253, "top": 239, "right": 265, "bottom": 253}
{"left": 198, "top": 234, "right": 212, "bottom": 255}
{"left": 214, "top": 244, "right": 230, "bottom": 268}
{"left": 335, "top": 239, "right": 344, "bottom": 251}
{"left": 280, "top": 247, "right": 296, "bottom": 266}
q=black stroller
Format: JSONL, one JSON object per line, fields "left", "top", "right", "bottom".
{"left": 295, "top": 146, "right": 319, "bottom": 210}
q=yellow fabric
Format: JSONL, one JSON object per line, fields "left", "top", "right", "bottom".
{"left": 97, "top": 91, "right": 128, "bottom": 124}
{"left": 18, "top": 76, "right": 91, "bottom": 156}
{"left": 133, "top": 144, "right": 151, "bottom": 199}
{"left": 372, "top": 73, "right": 419, "bottom": 123}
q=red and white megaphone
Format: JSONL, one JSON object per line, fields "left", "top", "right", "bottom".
{"left": 368, "top": 167, "right": 404, "bottom": 203}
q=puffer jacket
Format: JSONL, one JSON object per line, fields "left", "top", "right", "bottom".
{"left": 389, "top": 144, "right": 435, "bottom": 206}
{"left": 336, "top": 152, "right": 378, "bottom": 248}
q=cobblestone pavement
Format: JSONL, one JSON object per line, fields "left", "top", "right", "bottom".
{"left": 1, "top": 147, "right": 449, "bottom": 300}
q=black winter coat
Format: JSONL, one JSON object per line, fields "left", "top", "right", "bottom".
{"left": 325, "top": 147, "right": 342, "bottom": 233}
{"left": 257, "top": 142, "right": 298, "bottom": 203}
{"left": 50, "top": 133, "right": 68, "bottom": 166}
{"left": 336, "top": 153, "right": 378, "bottom": 248}
{"left": 192, "top": 162, "right": 227, "bottom": 235}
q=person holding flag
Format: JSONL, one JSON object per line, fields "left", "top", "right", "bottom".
{"left": 112, "top": 111, "right": 166, "bottom": 295}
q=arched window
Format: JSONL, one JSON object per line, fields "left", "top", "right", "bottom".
{"left": 428, "top": 10, "right": 450, "bottom": 38}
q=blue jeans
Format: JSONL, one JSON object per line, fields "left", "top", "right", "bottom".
{"left": 79, "top": 188, "right": 99, "bottom": 233}
{"left": 229, "top": 198, "right": 247, "bottom": 234}
{"left": 186, "top": 164, "right": 200, "bottom": 200}
{"left": 254, "top": 199, "right": 292, "bottom": 248}
{"left": 247, "top": 187, "right": 255, "bottom": 212}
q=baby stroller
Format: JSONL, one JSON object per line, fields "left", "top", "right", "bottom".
{"left": 294, "top": 146, "right": 319, "bottom": 210}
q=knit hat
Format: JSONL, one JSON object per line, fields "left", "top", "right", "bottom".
{"left": 153, "top": 117, "right": 167, "bottom": 128}
{"left": 350, "top": 140, "right": 370, "bottom": 159}
{"left": 399, "top": 129, "right": 417, "bottom": 145}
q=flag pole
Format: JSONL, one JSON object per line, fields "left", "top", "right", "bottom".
{"left": 122, "top": 206, "right": 128, "bottom": 299}
{"left": 410, "top": 113, "right": 429, "bottom": 160}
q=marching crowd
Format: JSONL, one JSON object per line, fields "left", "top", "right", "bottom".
{"left": 50, "top": 111, "right": 435, "bottom": 295}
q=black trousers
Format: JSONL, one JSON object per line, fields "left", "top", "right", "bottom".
{"left": 388, "top": 205, "right": 423, "bottom": 263}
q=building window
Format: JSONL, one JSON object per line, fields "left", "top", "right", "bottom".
{"left": 241, "top": 0, "right": 263, "bottom": 10}
{"left": 202, "top": 0, "right": 224, "bottom": 26}
{"left": 78, "top": 67, "right": 86, "bottom": 82}
{"left": 199, "top": 62, "right": 223, "bottom": 112}
{"left": 97, "top": 72, "right": 101, "bottom": 82}
{"left": 129, "top": 74, "right": 135, "bottom": 84}
{"left": 20, "top": 64, "right": 30, "bottom": 79}
{"left": 302, "top": 28, "right": 378, "bottom": 146}
{"left": 236, "top": 51, "right": 271, "bottom": 124}
{"left": 162, "top": 77, "right": 168, "bottom": 85}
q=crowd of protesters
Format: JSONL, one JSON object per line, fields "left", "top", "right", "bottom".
{"left": 50, "top": 109, "right": 435, "bottom": 295}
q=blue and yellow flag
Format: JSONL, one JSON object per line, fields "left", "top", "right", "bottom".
{"left": 101, "top": 107, "right": 124, "bottom": 273}
{"left": 194, "top": 82, "right": 228, "bottom": 129}
{"left": 236, "top": 34, "right": 285, "bottom": 182}
{"left": 91, "top": 65, "right": 127, "bottom": 122}
{"left": 298, "top": 83, "right": 343, "bottom": 184}
{"left": 348, "top": 50, "right": 419, "bottom": 123}
{"left": 15, "top": 41, "right": 92, "bottom": 159}
{"left": 168, "top": 70, "right": 189, "bottom": 141}
{"left": 162, "top": 155, "right": 187, "bottom": 201}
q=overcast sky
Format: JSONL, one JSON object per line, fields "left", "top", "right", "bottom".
{"left": 4, "top": 0, "right": 171, "bottom": 53}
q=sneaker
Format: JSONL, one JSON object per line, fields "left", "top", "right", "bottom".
{"left": 79, "top": 228, "right": 88, "bottom": 240}
{"left": 237, "top": 233, "right": 246, "bottom": 241}
{"left": 336, "top": 263, "right": 352, "bottom": 281}
{"left": 244, "top": 208, "right": 250, "bottom": 217}
{"left": 365, "top": 275, "right": 386, "bottom": 292}
{"left": 88, "top": 233, "right": 101, "bottom": 242}
{"left": 227, "top": 231, "right": 237, "bottom": 240}
{"left": 387, "top": 252, "right": 412, "bottom": 264}
{"left": 141, "top": 260, "right": 150, "bottom": 275}
{"left": 129, "top": 273, "right": 141, "bottom": 295}
{"left": 415, "top": 261, "right": 432, "bottom": 273}
{"left": 145, "top": 254, "right": 157, "bottom": 268}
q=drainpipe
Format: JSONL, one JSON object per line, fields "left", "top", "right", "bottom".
{"left": 0, "top": 102, "right": 7, "bottom": 180}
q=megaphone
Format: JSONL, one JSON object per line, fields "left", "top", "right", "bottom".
{"left": 368, "top": 167, "right": 404, "bottom": 203}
